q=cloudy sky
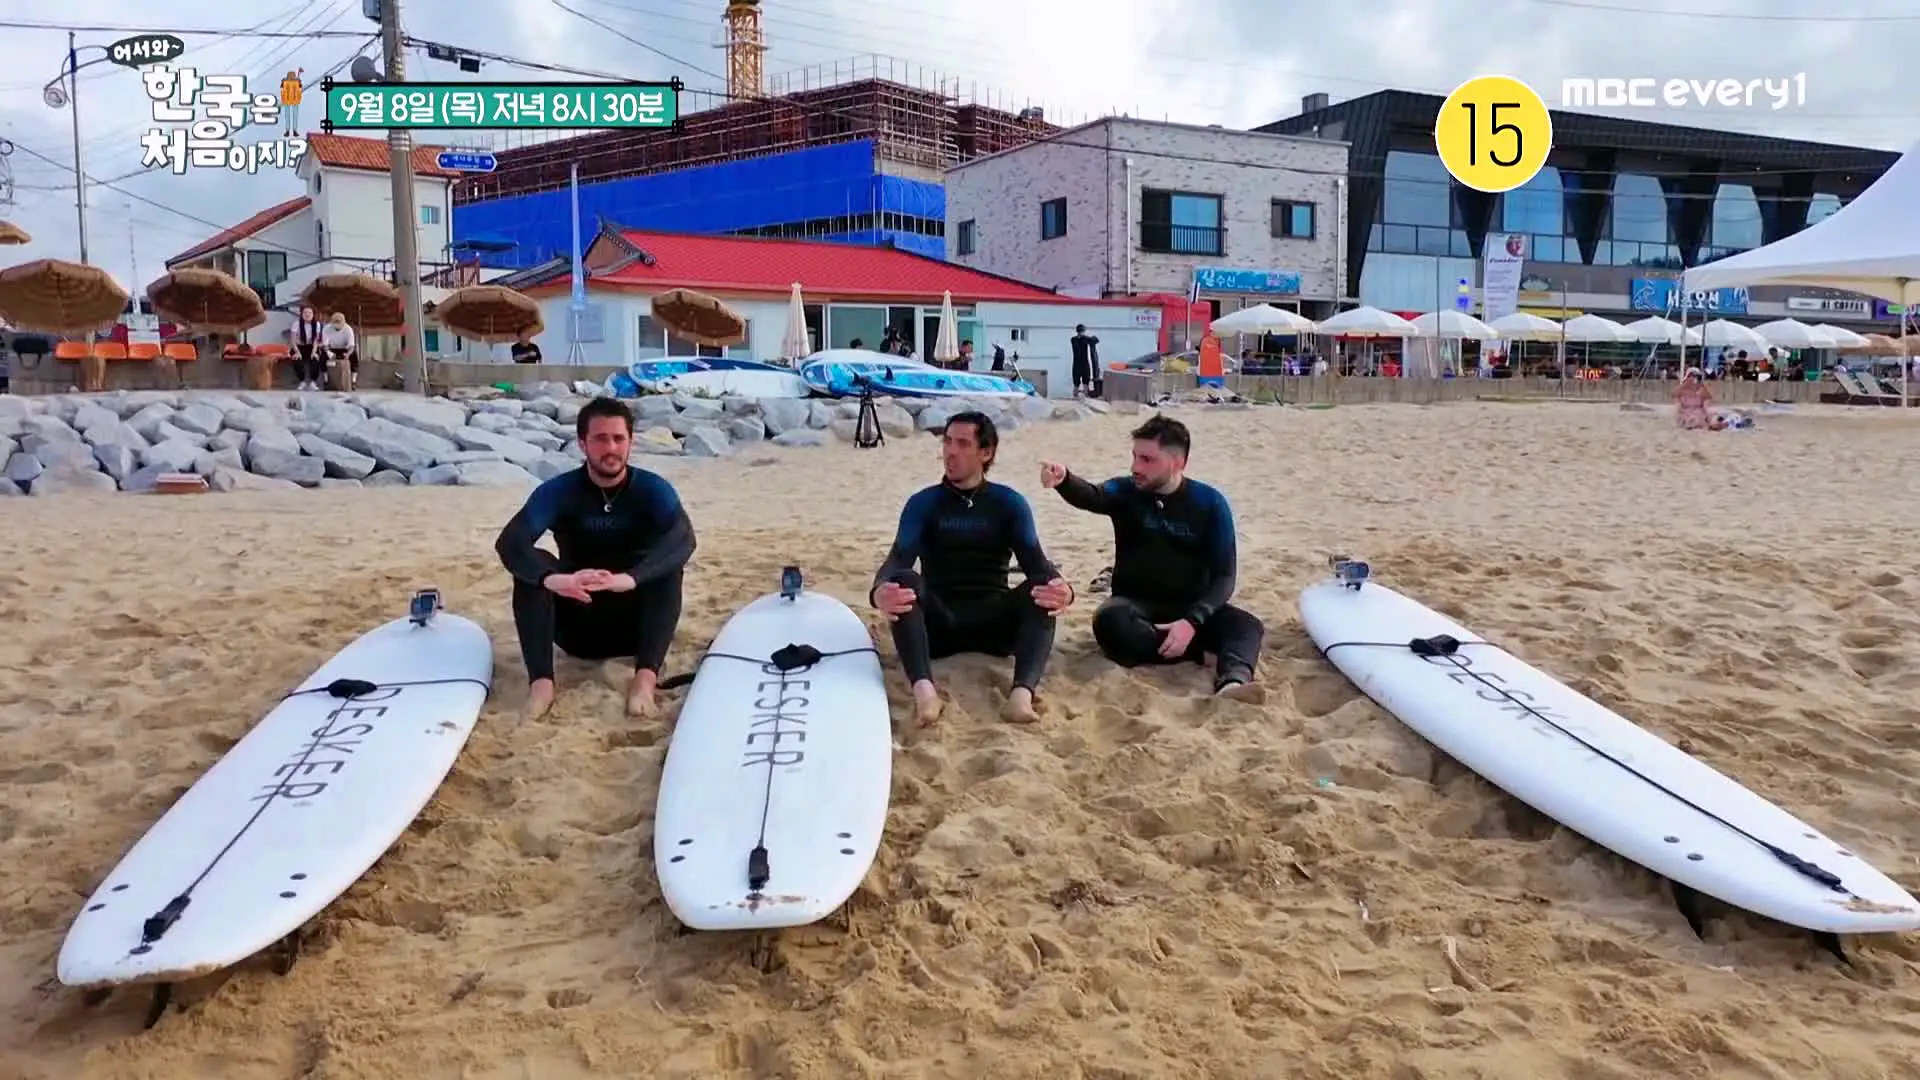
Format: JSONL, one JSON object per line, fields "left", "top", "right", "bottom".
{"left": 0, "top": 0, "right": 1911, "bottom": 289}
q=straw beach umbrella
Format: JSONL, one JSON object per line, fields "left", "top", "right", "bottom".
{"left": 779, "top": 282, "right": 811, "bottom": 363}
{"left": 432, "top": 284, "right": 542, "bottom": 343}
{"left": 146, "top": 267, "right": 266, "bottom": 336}
{"left": 0, "top": 258, "right": 129, "bottom": 334}
{"left": 651, "top": 288, "right": 747, "bottom": 347}
{"left": 302, "top": 272, "right": 403, "bottom": 331}
{"left": 0, "top": 221, "right": 31, "bottom": 246}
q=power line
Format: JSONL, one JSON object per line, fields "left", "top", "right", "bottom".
{"left": 1524, "top": 0, "right": 1920, "bottom": 19}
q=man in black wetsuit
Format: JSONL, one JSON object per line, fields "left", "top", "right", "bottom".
{"left": 871, "top": 410, "right": 1073, "bottom": 726}
{"left": 1040, "top": 414, "right": 1263, "bottom": 699}
{"left": 495, "top": 396, "right": 695, "bottom": 720}
{"left": 1070, "top": 324, "right": 1100, "bottom": 396}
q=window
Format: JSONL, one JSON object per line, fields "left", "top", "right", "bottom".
{"left": 420, "top": 205, "right": 441, "bottom": 225}
{"left": 1040, "top": 198, "right": 1066, "bottom": 240}
{"left": 638, "top": 312, "right": 730, "bottom": 358}
{"left": 956, "top": 218, "right": 977, "bottom": 255}
{"left": 826, "top": 304, "right": 886, "bottom": 349}
{"left": 315, "top": 221, "right": 326, "bottom": 258}
{"left": 1271, "top": 200, "right": 1315, "bottom": 239}
{"left": 245, "top": 249, "right": 288, "bottom": 291}
{"left": 312, "top": 173, "right": 322, "bottom": 194}
{"left": 1139, "top": 189, "right": 1222, "bottom": 255}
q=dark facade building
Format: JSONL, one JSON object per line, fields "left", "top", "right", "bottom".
{"left": 1257, "top": 90, "right": 1899, "bottom": 322}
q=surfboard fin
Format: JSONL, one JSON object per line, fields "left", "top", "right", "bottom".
{"left": 1812, "top": 931, "right": 1849, "bottom": 965}
{"left": 142, "top": 983, "right": 172, "bottom": 1029}
{"left": 1671, "top": 881, "right": 1707, "bottom": 939}
{"left": 270, "top": 929, "right": 302, "bottom": 976}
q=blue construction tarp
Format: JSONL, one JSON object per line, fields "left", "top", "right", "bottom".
{"left": 454, "top": 139, "right": 947, "bottom": 268}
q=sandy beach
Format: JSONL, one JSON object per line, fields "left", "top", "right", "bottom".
{"left": 4, "top": 398, "right": 1920, "bottom": 1080}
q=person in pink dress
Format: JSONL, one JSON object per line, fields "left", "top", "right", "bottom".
{"left": 1673, "top": 368, "right": 1723, "bottom": 430}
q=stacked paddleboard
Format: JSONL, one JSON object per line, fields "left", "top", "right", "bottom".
{"left": 798, "top": 348, "right": 1035, "bottom": 400}
{"left": 56, "top": 590, "right": 492, "bottom": 1023}
{"left": 1299, "top": 559, "right": 1920, "bottom": 937}
{"left": 654, "top": 567, "right": 892, "bottom": 930}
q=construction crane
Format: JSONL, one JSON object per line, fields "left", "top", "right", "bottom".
{"left": 722, "top": 0, "right": 766, "bottom": 100}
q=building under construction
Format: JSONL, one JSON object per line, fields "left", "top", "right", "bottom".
{"left": 453, "top": 51, "right": 1061, "bottom": 269}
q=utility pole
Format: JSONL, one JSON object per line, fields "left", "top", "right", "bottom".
{"left": 380, "top": 0, "right": 428, "bottom": 393}
{"left": 67, "top": 31, "right": 89, "bottom": 264}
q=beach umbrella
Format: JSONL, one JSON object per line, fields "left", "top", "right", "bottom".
{"left": 933, "top": 290, "right": 961, "bottom": 365}
{"left": 651, "top": 287, "right": 746, "bottom": 347}
{"left": 0, "top": 258, "right": 129, "bottom": 335}
{"left": 1811, "top": 324, "right": 1870, "bottom": 349}
{"left": 146, "top": 267, "right": 265, "bottom": 336}
{"left": 1487, "top": 311, "right": 1562, "bottom": 339}
{"left": 432, "top": 284, "right": 542, "bottom": 343}
{"left": 779, "top": 282, "right": 810, "bottom": 361}
{"left": 1559, "top": 313, "right": 1631, "bottom": 342}
{"left": 1317, "top": 305, "right": 1417, "bottom": 337}
{"left": 1211, "top": 303, "right": 1317, "bottom": 335}
{"left": 302, "top": 272, "right": 402, "bottom": 331}
{"left": 1841, "top": 332, "right": 1913, "bottom": 355}
{"left": 1753, "top": 318, "right": 1837, "bottom": 350}
{"left": 1409, "top": 310, "right": 1496, "bottom": 339}
{"left": 1697, "top": 319, "right": 1767, "bottom": 350}
{"left": 1621, "top": 316, "right": 1701, "bottom": 346}
{"left": 0, "top": 220, "right": 31, "bottom": 246}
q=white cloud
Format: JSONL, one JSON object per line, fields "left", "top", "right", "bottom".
{"left": 0, "top": 0, "right": 1910, "bottom": 290}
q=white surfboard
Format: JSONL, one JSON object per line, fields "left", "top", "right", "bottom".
{"left": 661, "top": 369, "right": 811, "bottom": 399}
{"left": 57, "top": 592, "right": 492, "bottom": 1004}
{"left": 655, "top": 568, "right": 891, "bottom": 931}
{"left": 1298, "top": 563, "right": 1920, "bottom": 936}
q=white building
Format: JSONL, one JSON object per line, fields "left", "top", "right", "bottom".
{"left": 162, "top": 133, "right": 461, "bottom": 349}
{"left": 942, "top": 117, "right": 1351, "bottom": 319}
{"left": 494, "top": 223, "right": 1161, "bottom": 397}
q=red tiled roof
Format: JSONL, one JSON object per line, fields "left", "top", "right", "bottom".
{"left": 576, "top": 229, "right": 1097, "bottom": 303}
{"left": 166, "top": 195, "right": 311, "bottom": 267}
{"left": 303, "top": 133, "right": 461, "bottom": 178}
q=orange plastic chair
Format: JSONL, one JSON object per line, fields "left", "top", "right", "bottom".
{"left": 161, "top": 343, "right": 198, "bottom": 363}
{"left": 93, "top": 341, "right": 128, "bottom": 362}
{"left": 54, "top": 341, "right": 90, "bottom": 361}
{"left": 257, "top": 343, "right": 290, "bottom": 356}
{"left": 128, "top": 342, "right": 161, "bottom": 361}
{"left": 222, "top": 344, "right": 247, "bottom": 360}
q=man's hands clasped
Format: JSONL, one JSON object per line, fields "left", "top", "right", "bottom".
{"left": 543, "top": 568, "right": 637, "bottom": 602}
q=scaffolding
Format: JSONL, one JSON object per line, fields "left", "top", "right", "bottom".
{"left": 452, "top": 55, "right": 1066, "bottom": 206}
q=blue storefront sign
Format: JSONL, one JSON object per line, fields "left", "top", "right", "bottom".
{"left": 1630, "top": 278, "right": 1748, "bottom": 316}
{"left": 1873, "top": 300, "right": 1909, "bottom": 321}
{"left": 1193, "top": 267, "right": 1301, "bottom": 296}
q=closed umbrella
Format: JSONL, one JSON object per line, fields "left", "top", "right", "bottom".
{"left": 933, "top": 290, "right": 961, "bottom": 367}
{"left": 0, "top": 258, "right": 129, "bottom": 335}
{"left": 432, "top": 284, "right": 542, "bottom": 344}
{"left": 651, "top": 288, "right": 747, "bottom": 347}
{"left": 146, "top": 267, "right": 266, "bottom": 336}
{"left": 779, "top": 282, "right": 810, "bottom": 362}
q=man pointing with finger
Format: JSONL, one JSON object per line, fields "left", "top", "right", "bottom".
{"left": 496, "top": 396, "right": 695, "bottom": 721}
{"left": 1041, "top": 414, "right": 1263, "bottom": 699}
{"left": 872, "top": 411, "right": 1072, "bottom": 726}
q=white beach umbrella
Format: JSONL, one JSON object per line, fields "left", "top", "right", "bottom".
{"left": 1211, "top": 303, "right": 1317, "bottom": 335}
{"left": 1317, "top": 305, "right": 1418, "bottom": 337}
{"left": 1409, "top": 310, "right": 1497, "bottom": 339}
{"left": 1752, "top": 318, "right": 1837, "bottom": 349}
{"left": 1811, "top": 323, "right": 1870, "bottom": 348}
{"left": 1622, "top": 315, "right": 1702, "bottom": 346}
{"left": 1486, "top": 311, "right": 1563, "bottom": 339}
{"left": 1559, "top": 313, "right": 1632, "bottom": 342}
{"left": 1697, "top": 319, "right": 1768, "bottom": 350}
{"left": 933, "top": 290, "right": 961, "bottom": 365}
{"left": 779, "top": 282, "right": 810, "bottom": 361}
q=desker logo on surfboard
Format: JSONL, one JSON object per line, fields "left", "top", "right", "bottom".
{"left": 743, "top": 677, "right": 807, "bottom": 768}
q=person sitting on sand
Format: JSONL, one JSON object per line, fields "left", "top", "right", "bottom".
{"left": 871, "top": 410, "right": 1073, "bottom": 726}
{"left": 494, "top": 396, "right": 695, "bottom": 720}
{"left": 1674, "top": 368, "right": 1724, "bottom": 430}
{"left": 1041, "top": 415, "right": 1263, "bottom": 699}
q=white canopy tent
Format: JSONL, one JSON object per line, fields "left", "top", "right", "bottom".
{"left": 1683, "top": 140, "right": 1919, "bottom": 404}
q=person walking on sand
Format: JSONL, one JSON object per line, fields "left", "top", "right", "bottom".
{"left": 1040, "top": 414, "right": 1264, "bottom": 699}
{"left": 494, "top": 397, "right": 695, "bottom": 721}
{"left": 870, "top": 410, "right": 1073, "bottom": 725}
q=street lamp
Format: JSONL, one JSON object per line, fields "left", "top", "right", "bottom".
{"left": 43, "top": 31, "right": 113, "bottom": 264}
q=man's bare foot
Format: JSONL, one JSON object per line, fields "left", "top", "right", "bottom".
{"left": 1214, "top": 679, "right": 1264, "bottom": 704}
{"left": 524, "top": 678, "right": 557, "bottom": 721}
{"left": 627, "top": 669, "right": 659, "bottom": 718}
{"left": 912, "top": 680, "right": 944, "bottom": 727}
{"left": 1001, "top": 686, "right": 1039, "bottom": 724}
